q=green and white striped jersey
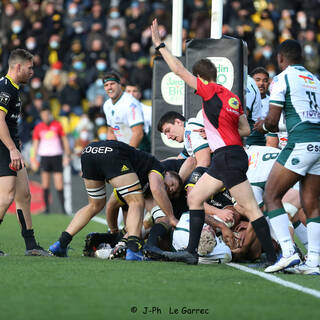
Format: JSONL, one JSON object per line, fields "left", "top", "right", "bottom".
{"left": 269, "top": 65, "right": 320, "bottom": 142}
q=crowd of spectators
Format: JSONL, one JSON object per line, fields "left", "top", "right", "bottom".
{"left": 1, "top": 0, "right": 320, "bottom": 170}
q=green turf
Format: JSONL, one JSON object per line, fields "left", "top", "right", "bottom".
{"left": 0, "top": 214, "right": 319, "bottom": 320}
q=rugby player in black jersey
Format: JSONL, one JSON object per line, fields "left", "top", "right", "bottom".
{"left": 0, "top": 49, "right": 50, "bottom": 256}
{"left": 49, "top": 140, "right": 181, "bottom": 260}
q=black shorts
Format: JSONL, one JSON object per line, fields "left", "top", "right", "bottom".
{"left": 81, "top": 145, "right": 135, "bottom": 181}
{"left": 0, "top": 142, "right": 19, "bottom": 177}
{"left": 207, "top": 145, "right": 248, "bottom": 189}
{"left": 40, "top": 155, "right": 63, "bottom": 173}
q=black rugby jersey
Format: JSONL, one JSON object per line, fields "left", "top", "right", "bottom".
{"left": 83, "top": 140, "right": 165, "bottom": 188}
{"left": 0, "top": 75, "right": 21, "bottom": 146}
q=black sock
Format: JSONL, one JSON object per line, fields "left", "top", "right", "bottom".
{"left": 57, "top": 190, "right": 66, "bottom": 213}
{"left": 0, "top": 219, "right": 3, "bottom": 224}
{"left": 251, "top": 216, "right": 277, "bottom": 263}
{"left": 22, "top": 229, "right": 38, "bottom": 250}
{"left": 44, "top": 188, "right": 50, "bottom": 212}
{"left": 187, "top": 210, "right": 205, "bottom": 254}
{"left": 59, "top": 231, "right": 73, "bottom": 249}
{"left": 127, "top": 236, "right": 142, "bottom": 252}
{"left": 146, "top": 223, "right": 168, "bottom": 247}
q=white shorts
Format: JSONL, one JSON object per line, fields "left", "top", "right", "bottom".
{"left": 277, "top": 142, "right": 320, "bottom": 176}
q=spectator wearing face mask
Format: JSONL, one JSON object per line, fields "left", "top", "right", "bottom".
{"left": 7, "top": 18, "right": 27, "bottom": 50}
{"left": 0, "top": 2, "right": 25, "bottom": 47}
{"left": 86, "top": 54, "right": 109, "bottom": 85}
{"left": 29, "top": 76, "right": 49, "bottom": 102}
{"left": 63, "top": 1, "right": 84, "bottom": 37}
{"left": 106, "top": 7, "right": 127, "bottom": 40}
{"left": 43, "top": 34, "right": 66, "bottom": 67}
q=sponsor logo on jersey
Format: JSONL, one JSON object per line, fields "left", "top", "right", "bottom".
{"left": 299, "top": 74, "right": 315, "bottom": 85}
{"left": 121, "top": 165, "right": 129, "bottom": 172}
{"left": 291, "top": 158, "right": 300, "bottom": 165}
{"left": 0, "top": 91, "right": 10, "bottom": 105}
{"left": 228, "top": 97, "right": 239, "bottom": 110}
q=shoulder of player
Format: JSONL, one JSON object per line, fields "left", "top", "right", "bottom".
{"left": 185, "top": 117, "right": 204, "bottom": 129}
{"left": 0, "top": 76, "right": 17, "bottom": 93}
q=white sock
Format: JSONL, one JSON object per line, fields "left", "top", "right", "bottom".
{"left": 269, "top": 214, "right": 295, "bottom": 257}
{"left": 294, "top": 222, "right": 308, "bottom": 249}
{"left": 306, "top": 222, "right": 320, "bottom": 267}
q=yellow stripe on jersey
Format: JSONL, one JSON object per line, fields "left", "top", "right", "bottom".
{"left": 150, "top": 170, "right": 164, "bottom": 179}
{"left": 0, "top": 106, "right": 8, "bottom": 113}
{"left": 5, "top": 75, "right": 19, "bottom": 89}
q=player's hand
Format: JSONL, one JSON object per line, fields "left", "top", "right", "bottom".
{"left": 193, "top": 128, "right": 207, "bottom": 139}
{"left": 9, "top": 148, "right": 24, "bottom": 171}
{"left": 151, "top": 19, "right": 162, "bottom": 47}
{"left": 215, "top": 209, "right": 234, "bottom": 223}
{"left": 168, "top": 216, "right": 178, "bottom": 228}
{"left": 234, "top": 221, "right": 248, "bottom": 232}
{"left": 253, "top": 119, "right": 266, "bottom": 133}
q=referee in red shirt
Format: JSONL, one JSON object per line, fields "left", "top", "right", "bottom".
{"left": 151, "top": 19, "right": 277, "bottom": 265}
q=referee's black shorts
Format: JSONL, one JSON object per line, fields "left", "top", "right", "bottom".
{"left": 40, "top": 155, "right": 63, "bottom": 173}
{"left": 206, "top": 145, "right": 248, "bottom": 189}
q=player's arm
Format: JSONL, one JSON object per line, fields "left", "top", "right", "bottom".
{"left": 129, "top": 124, "right": 144, "bottom": 148}
{"left": 148, "top": 170, "right": 178, "bottom": 227}
{"left": 0, "top": 110, "right": 24, "bottom": 169}
{"left": 254, "top": 104, "right": 281, "bottom": 133}
{"left": 178, "top": 156, "right": 196, "bottom": 183}
{"left": 151, "top": 19, "right": 197, "bottom": 90}
{"left": 238, "top": 114, "right": 251, "bottom": 137}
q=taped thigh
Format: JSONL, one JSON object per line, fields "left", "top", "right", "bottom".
{"left": 86, "top": 185, "right": 106, "bottom": 199}
{"left": 115, "top": 180, "right": 142, "bottom": 198}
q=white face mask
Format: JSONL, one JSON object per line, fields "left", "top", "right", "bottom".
{"left": 98, "top": 132, "right": 107, "bottom": 140}
{"left": 50, "top": 40, "right": 59, "bottom": 49}
{"left": 26, "top": 41, "right": 36, "bottom": 51}
{"left": 12, "top": 25, "right": 22, "bottom": 34}
{"left": 80, "top": 130, "right": 89, "bottom": 140}
{"left": 31, "top": 81, "right": 41, "bottom": 89}
{"left": 95, "top": 78, "right": 103, "bottom": 86}
{"left": 95, "top": 117, "right": 105, "bottom": 126}
{"left": 75, "top": 26, "right": 84, "bottom": 34}
{"left": 110, "top": 11, "right": 120, "bottom": 19}
{"left": 96, "top": 62, "right": 107, "bottom": 71}
{"left": 68, "top": 7, "right": 77, "bottom": 15}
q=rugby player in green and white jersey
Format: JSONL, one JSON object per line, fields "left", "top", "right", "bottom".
{"left": 255, "top": 39, "right": 320, "bottom": 275}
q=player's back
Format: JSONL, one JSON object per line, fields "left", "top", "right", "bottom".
{"left": 246, "top": 145, "right": 280, "bottom": 183}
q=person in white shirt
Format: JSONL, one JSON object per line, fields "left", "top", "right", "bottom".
{"left": 102, "top": 72, "right": 144, "bottom": 148}
{"left": 125, "top": 82, "right": 151, "bottom": 152}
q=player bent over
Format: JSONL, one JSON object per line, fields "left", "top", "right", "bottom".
{"left": 48, "top": 140, "right": 178, "bottom": 260}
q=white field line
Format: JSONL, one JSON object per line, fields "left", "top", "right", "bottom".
{"left": 227, "top": 263, "right": 320, "bottom": 299}
{"left": 92, "top": 216, "right": 108, "bottom": 225}
{"left": 91, "top": 217, "right": 320, "bottom": 299}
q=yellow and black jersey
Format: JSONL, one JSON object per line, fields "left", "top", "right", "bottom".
{"left": 0, "top": 75, "right": 21, "bottom": 146}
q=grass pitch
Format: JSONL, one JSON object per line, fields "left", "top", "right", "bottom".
{"left": 0, "top": 213, "right": 319, "bottom": 320}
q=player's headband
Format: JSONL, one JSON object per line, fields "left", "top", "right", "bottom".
{"left": 103, "top": 77, "right": 120, "bottom": 84}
